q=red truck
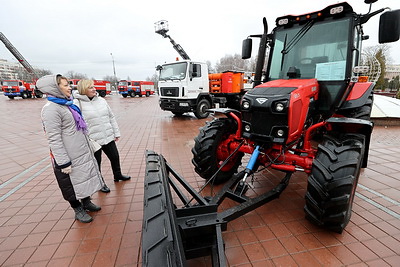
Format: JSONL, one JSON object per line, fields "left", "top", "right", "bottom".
{"left": 1, "top": 79, "right": 43, "bottom": 99}
{"left": 69, "top": 79, "right": 111, "bottom": 97}
{"left": 118, "top": 80, "right": 155, "bottom": 98}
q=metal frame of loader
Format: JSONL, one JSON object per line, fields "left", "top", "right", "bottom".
{"left": 143, "top": 150, "right": 294, "bottom": 267}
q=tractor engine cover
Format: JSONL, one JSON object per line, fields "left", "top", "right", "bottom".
{"left": 241, "top": 79, "right": 319, "bottom": 145}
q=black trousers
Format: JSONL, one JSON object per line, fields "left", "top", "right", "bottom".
{"left": 94, "top": 140, "right": 122, "bottom": 178}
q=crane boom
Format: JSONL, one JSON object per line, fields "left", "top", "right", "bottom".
{"left": 154, "top": 20, "right": 191, "bottom": 60}
{"left": 0, "top": 32, "right": 38, "bottom": 80}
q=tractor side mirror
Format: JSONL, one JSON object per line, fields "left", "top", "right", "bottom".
{"left": 379, "top": 9, "right": 400, "bottom": 43}
{"left": 242, "top": 38, "right": 252, "bottom": 59}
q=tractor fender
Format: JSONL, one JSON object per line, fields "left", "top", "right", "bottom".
{"left": 340, "top": 82, "right": 374, "bottom": 110}
{"left": 326, "top": 117, "right": 373, "bottom": 168}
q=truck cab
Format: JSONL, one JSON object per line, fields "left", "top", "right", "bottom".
{"left": 2, "top": 79, "right": 34, "bottom": 99}
{"left": 158, "top": 60, "right": 212, "bottom": 118}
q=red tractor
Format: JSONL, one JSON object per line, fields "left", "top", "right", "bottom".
{"left": 142, "top": 1, "right": 400, "bottom": 266}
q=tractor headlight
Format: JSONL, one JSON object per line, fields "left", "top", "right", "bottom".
{"left": 275, "top": 102, "right": 285, "bottom": 112}
{"left": 242, "top": 100, "right": 250, "bottom": 110}
{"left": 276, "top": 129, "right": 285, "bottom": 137}
{"left": 244, "top": 124, "right": 251, "bottom": 132}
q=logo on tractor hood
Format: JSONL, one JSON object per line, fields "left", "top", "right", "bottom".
{"left": 256, "top": 98, "right": 268, "bottom": 104}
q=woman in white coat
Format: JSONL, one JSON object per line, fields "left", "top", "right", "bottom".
{"left": 73, "top": 80, "right": 130, "bottom": 193}
{"left": 39, "top": 75, "right": 103, "bottom": 223}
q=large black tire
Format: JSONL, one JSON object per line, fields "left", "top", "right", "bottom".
{"left": 122, "top": 94, "right": 128, "bottom": 98}
{"left": 304, "top": 133, "right": 365, "bottom": 233}
{"left": 98, "top": 91, "right": 106, "bottom": 97}
{"left": 8, "top": 96, "right": 14, "bottom": 99}
{"left": 194, "top": 99, "right": 211, "bottom": 119}
{"left": 192, "top": 118, "right": 243, "bottom": 184}
{"left": 337, "top": 93, "right": 373, "bottom": 120}
{"left": 21, "top": 91, "right": 28, "bottom": 99}
{"left": 142, "top": 151, "right": 185, "bottom": 267}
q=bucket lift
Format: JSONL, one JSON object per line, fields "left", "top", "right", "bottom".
{"left": 154, "top": 20, "right": 191, "bottom": 60}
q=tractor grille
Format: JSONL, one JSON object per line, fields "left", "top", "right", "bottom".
{"left": 160, "top": 87, "right": 179, "bottom": 97}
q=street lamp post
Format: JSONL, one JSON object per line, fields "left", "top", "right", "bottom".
{"left": 110, "top": 52, "right": 117, "bottom": 90}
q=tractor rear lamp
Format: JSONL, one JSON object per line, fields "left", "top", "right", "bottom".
{"left": 358, "top": 76, "right": 369, "bottom": 82}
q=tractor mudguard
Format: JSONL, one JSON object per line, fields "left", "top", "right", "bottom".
{"left": 326, "top": 117, "right": 373, "bottom": 168}
{"left": 206, "top": 107, "right": 241, "bottom": 116}
{"left": 340, "top": 82, "right": 374, "bottom": 110}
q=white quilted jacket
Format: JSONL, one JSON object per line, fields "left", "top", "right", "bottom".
{"left": 73, "top": 92, "right": 121, "bottom": 146}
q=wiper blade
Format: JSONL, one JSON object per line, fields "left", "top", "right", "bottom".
{"left": 281, "top": 20, "right": 315, "bottom": 55}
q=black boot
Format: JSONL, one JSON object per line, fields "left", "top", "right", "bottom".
{"left": 82, "top": 197, "right": 101, "bottom": 212}
{"left": 100, "top": 184, "right": 110, "bottom": 193}
{"left": 114, "top": 174, "right": 131, "bottom": 182}
{"left": 73, "top": 206, "right": 93, "bottom": 223}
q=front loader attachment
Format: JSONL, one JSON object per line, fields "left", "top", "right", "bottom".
{"left": 142, "top": 150, "right": 293, "bottom": 266}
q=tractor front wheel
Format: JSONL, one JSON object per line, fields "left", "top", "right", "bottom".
{"left": 192, "top": 118, "right": 243, "bottom": 184}
{"left": 304, "top": 133, "right": 365, "bottom": 233}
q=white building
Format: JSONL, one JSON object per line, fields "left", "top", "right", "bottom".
{"left": 0, "top": 59, "right": 20, "bottom": 80}
{"left": 385, "top": 64, "right": 400, "bottom": 80}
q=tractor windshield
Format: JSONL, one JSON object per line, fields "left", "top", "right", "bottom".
{"left": 268, "top": 18, "right": 350, "bottom": 81}
{"left": 159, "top": 62, "right": 187, "bottom": 81}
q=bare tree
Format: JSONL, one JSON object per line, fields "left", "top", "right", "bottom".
{"left": 214, "top": 54, "right": 251, "bottom": 73}
{"left": 362, "top": 44, "right": 391, "bottom": 90}
{"left": 65, "top": 71, "right": 88, "bottom": 79}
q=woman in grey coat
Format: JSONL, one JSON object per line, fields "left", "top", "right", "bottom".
{"left": 38, "top": 74, "right": 103, "bottom": 223}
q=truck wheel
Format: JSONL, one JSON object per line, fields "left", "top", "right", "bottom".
{"left": 34, "top": 90, "right": 43, "bottom": 98}
{"left": 146, "top": 91, "right": 150, "bottom": 97}
{"left": 192, "top": 118, "right": 243, "bottom": 184}
{"left": 122, "top": 94, "right": 128, "bottom": 98}
{"left": 172, "top": 111, "right": 184, "bottom": 116}
{"left": 194, "top": 99, "right": 211, "bottom": 119}
{"left": 304, "top": 133, "right": 365, "bottom": 233}
{"left": 99, "top": 91, "right": 106, "bottom": 97}
{"left": 129, "top": 91, "right": 135, "bottom": 97}
{"left": 21, "top": 92, "right": 28, "bottom": 99}
{"left": 8, "top": 96, "right": 14, "bottom": 99}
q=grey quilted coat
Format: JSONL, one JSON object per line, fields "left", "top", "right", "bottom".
{"left": 39, "top": 75, "right": 103, "bottom": 201}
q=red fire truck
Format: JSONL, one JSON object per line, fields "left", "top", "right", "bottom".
{"left": 118, "top": 80, "right": 155, "bottom": 98}
{"left": 69, "top": 79, "right": 111, "bottom": 97}
{"left": 1, "top": 79, "right": 41, "bottom": 99}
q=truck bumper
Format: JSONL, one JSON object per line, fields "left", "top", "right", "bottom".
{"left": 159, "top": 98, "right": 194, "bottom": 112}
{"left": 4, "top": 92, "right": 21, "bottom": 96}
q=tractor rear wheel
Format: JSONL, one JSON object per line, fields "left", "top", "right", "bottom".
{"left": 192, "top": 118, "right": 243, "bottom": 184}
{"left": 304, "top": 133, "right": 365, "bottom": 233}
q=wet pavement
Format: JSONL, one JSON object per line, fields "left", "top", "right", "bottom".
{"left": 0, "top": 93, "right": 399, "bottom": 266}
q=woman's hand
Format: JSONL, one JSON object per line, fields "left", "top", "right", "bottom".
{"left": 115, "top": 137, "right": 120, "bottom": 142}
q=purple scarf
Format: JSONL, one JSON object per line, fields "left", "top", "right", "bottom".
{"left": 47, "top": 96, "right": 88, "bottom": 133}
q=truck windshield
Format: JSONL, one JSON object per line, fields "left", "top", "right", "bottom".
{"left": 3, "top": 81, "right": 19, "bottom": 86}
{"left": 159, "top": 62, "right": 187, "bottom": 80}
{"left": 268, "top": 18, "right": 350, "bottom": 81}
{"left": 118, "top": 81, "right": 128, "bottom": 86}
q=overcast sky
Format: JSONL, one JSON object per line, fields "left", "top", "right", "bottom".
{"left": 1, "top": 0, "right": 399, "bottom": 80}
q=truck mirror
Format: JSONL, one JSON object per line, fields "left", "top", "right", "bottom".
{"left": 379, "top": 9, "right": 400, "bottom": 43}
{"left": 156, "top": 65, "right": 163, "bottom": 71}
{"left": 242, "top": 38, "right": 252, "bottom": 59}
